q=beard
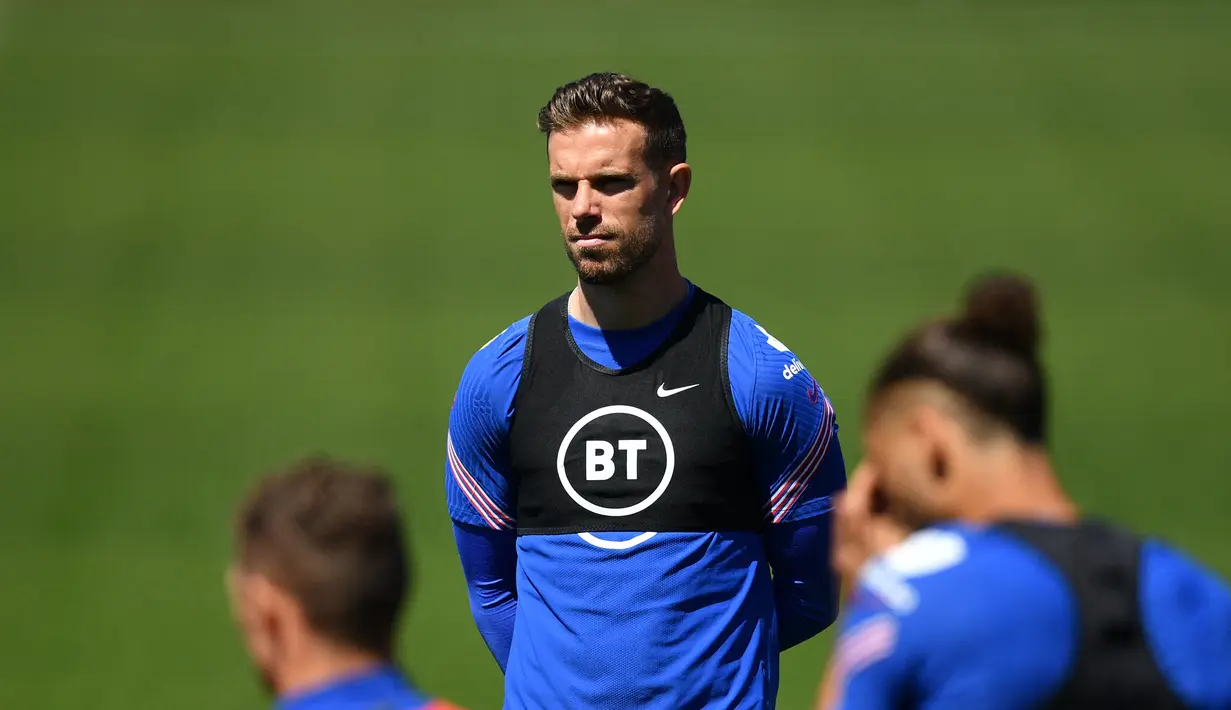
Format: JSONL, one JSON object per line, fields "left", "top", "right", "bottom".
{"left": 563, "top": 219, "right": 663, "bottom": 286}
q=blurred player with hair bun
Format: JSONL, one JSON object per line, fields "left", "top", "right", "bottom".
{"left": 818, "top": 272, "right": 1231, "bottom": 710}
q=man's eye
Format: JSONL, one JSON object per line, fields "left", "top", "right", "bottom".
{"left": 593, "top": 178, "right": 632, "bottom": 195}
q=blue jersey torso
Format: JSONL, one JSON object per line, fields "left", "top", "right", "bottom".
{"left": 274, "top": 665, "right": 443, "bottom": 710}
{"left": 446, "top": 283, "right": 847, "bottom": 709}
{"left": 832, "top": 523, "right": 1231, "bottom": 710}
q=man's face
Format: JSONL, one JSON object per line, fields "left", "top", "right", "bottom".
{"left": 547, "top": 119, "right": 670, "bottom": 285}
{"left": 226, "top": 565, "right": 280, "bottom": 695}
{"left": 857, "top": 401, "right": 959, "bottom": 531}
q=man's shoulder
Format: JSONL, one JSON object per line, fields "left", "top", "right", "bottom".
{"left": 856, "top": 526, "right": 1075, "bottom": 637}
{"left": 726, "top": 307, "right": 800, "bottom": 357}
{"left": 842, "top": 527, "right": 1077, "bottom": 709}
{"left": 1139, "top": 538, "right": 1231, "bottom": 704}
{"left": 725, "top": 306, "right": 825, "bottom": 401}
{"left": 451, "top": 315, "right": 533, "bottom": 418}
{"left": 459, "top": 315, "right": 533, "bottom": 377}
{"left": 1141, "top": 537, "right": 1231, "bottom": 598}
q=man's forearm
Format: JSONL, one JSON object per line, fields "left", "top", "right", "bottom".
{"left": 452, "top": 521, "right": 519, "bottom": 671}
{"left": 776, "top": 572, "right": 841, "bottom": 650}
{"left": 767, "top": 517, "right": 841, "bottom": 650}
{"left": 469, "top": 592, "right": 517, "bottom": 671}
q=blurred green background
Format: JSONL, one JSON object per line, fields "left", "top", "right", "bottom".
{"left": 1, "top": 1, "right": 1228, "bottom": 708}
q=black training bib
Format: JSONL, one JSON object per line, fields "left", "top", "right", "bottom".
{"left": 998, "top": 519, "right": 1189, "bottom": 710}
{"left": 507, "top": 288, "right": 762, "bottom": 536}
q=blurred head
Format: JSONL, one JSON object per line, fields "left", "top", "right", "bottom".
{"left": 854, "top": 273, "right": 1055, "bottom": 530}
{"left": 227, "top": 456, "right": 409, "bottom": 696}
{"left": 538, "top": 72, "right": 691, "bottom": 285}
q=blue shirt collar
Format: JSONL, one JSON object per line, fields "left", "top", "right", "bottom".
{"left": 567, "top": 280, "right": 697, "bottom": 370}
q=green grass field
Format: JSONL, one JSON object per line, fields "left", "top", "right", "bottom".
{"left": 1, "top": 2, "right": 1228, "bottom": 708}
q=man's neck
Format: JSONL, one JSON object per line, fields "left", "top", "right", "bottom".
{"left": 974, "top": 496, "right": 1079, "bottom": 526}
{"left": 965, "top": 466, "right": 1080, "bottom": 526}
{"left": 570, "top": 252, "right": 688, "bottom": 330}
{"left": 275, "top": 646, "right": 388, "bottom": 701}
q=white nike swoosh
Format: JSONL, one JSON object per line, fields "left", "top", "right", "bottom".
{"left": 657, "top": 383, "right": 700, "bottom": 397}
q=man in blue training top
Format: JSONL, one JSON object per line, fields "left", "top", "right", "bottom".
{"left": 228, "top": 456, "right": 463, "bottom": 710}
{"left": 445, "top": 72, "right": 848, "bottom": 709}
{"left": 817, "top": 273, "right": 1231, "bottom": 710}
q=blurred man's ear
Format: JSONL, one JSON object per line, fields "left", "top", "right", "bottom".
{"left": 248, "top": 573, "right": 301, "bottom": 630}
{"left": 911, "top": 404, "right": 959, "bottom": 480}
{"left": 231, "top": 570, "right": 290, "bottom": 671}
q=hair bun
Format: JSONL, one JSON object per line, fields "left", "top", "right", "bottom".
{"left": 958, "top": 271, "right": 1041, "bottom": 358}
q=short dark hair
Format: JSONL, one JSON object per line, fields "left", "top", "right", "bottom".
{"left": 234, "top": 456, "right": 410, "bottom": 658}
{"left": 871, "top": 272, "right": 1048, "bottom": 444}
{"left": 537, "top": 72, "right": 687, "bottom": 168}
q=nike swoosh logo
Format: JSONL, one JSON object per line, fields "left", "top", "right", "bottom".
{"left": 657, "top": 383, "right": 700, "bottom": 397}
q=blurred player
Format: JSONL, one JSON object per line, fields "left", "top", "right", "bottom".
{"left": 818, "top": 273, "right": 1231, "bottom": 710}
{"left": 446, "top": 72, "right": 847, "bottom": 708}
{"left": 227, "top": 456, "right": 463, "bottom": 710}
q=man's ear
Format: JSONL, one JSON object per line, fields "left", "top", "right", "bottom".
{"left": 252, "top": 574, "right": 305, "bottom": 629}
{"left": 666, "top": 162, "right": 692, "bottom": 216}
{"left": 245, "top": 572, "right": 303, "bottom": 667}
{"left": 911, "top": 405, "right": 959, "bottom": 481}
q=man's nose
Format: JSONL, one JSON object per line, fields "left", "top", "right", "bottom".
{"left": 570, "top": 182, "right": 600, "bottom": 220}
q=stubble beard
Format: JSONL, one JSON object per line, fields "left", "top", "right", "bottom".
{"left": 564, "top": 220, "right": 664, "bottom": 286}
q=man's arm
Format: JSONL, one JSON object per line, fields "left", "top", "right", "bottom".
{"left": 451, "top": 522, "right": 518, "bottom": 670}
{"left": 728, "top": 314, "right": 848, "bottom": 650}
{"left": 819, "top": 602, "right": 909, "bottom": 710}
{"left": 764, "top": 516, "right": 840, "bottom": 650}
{"left": 445, "top": 319, "right": 528, "bottom": 671}
{"left": 758, "top": 389, "right": 846, "bottom": 650}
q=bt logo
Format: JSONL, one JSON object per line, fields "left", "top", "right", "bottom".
{"left": 585, "top": 439, "right": 649, "bottom": 481}
{"left": 557, "top": 405, "right": 675, "bottom": 518}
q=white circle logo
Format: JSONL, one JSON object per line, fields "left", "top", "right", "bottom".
{"left": 556, "top": 405, "right": 675, "bottom": 517}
